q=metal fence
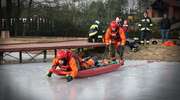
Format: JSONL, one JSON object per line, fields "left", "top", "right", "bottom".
{"left": 0, "top": 17, "right": 55, "bottom": 36}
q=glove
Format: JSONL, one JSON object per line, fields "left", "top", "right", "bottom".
{"left": 66, "top": 75, "right": 73, "bottom": 82}
{"left": 105, "top": 42, "right": 109, "bottom": 46}
{"left": 121, "top": 42, "right": 125, "bottom": 46}
{"left": 47, "top": 72, "right": 52, "bottom": 77}
{"left": 105, "top": 40, "right": 112, "bottom": 45}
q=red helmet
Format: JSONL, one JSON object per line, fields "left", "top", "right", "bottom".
{"left": 110, "top": 21, "right": 118, "bottom": 31}
{"left": 56, "top": 49, "right": 67, "bottom": 59}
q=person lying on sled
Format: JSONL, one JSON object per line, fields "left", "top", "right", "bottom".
{"left": 47, "top": 49, "right": 99, "bottom": 82}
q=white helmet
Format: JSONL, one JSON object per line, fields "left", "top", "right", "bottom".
{"left": 95, "top": 20, "right": 100, "bottom": 25}
{"left": 115, "top": 17, "right": 120, "bottom": 23}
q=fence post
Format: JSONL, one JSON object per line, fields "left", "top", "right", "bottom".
{"left": 1, "top": 19, "right": 10, "bottom": 39}
{"left": 43, "top": 50, "right": 47, "bottom": 62}
{"left": 0, "top": 52, "right": 3, "bottom": 64}
{"left": 19, "top": 51, "right": 22, "bottom": 63}
{"left": 54, "top": 49, "right": 57, "bottom": 57}
{"left": 1, "top": 30, "right": 10, "bottom": 39}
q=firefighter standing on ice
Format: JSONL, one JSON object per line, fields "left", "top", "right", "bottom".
{"left": 104, "top": 21, "right": 126, "bottom": 65}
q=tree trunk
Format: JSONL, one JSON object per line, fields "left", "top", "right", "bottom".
{"left": 0, "top": 0, "right": 1, "bottom": 18}
{"left": 29, "top": 0, "right": 32, "bottom": 8}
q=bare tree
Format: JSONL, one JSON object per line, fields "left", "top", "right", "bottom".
{"left": 29, "top": 0, "right": 33, "bottom": 8}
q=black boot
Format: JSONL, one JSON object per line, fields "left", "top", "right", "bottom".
{"left": 66, "top": 75, "right": 73, "bottom": 82}
{"left": 47, "top": 72, "right": 52, "bottom": 77}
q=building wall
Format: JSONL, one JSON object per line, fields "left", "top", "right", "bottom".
{"left": 150, "top": 0, "right": 180, "bottom": 20}
{"left": 174, "top": 6, "right": 180, "bottom": 21}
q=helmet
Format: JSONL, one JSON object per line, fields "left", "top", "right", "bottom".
{"left": 95, "top": 20, "right": 100, "bottom": 25}
{"left": 110, "top": 21, "right": 118, "bottom": 31}
{"left": 124, "top": 19, "right": 128, "bottom": 25}
{"left": 56, "top": 49, "right": 67, "bottom": 59}
{"left": 115, "top": 17, "right": 120, "bottom": 23}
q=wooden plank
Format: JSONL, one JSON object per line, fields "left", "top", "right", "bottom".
{"left": 0, "top": 41, "right": 105, "bottom": 52}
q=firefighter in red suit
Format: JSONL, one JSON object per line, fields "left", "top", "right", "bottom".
{"left": 104, "top": 21, "right": 126, "bottom": 65}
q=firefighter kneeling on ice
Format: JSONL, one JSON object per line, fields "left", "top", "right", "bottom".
{"left": 47, "top": 49, "right": 99, "bottom": 82}
{"left": 88, "top": 20, "right": 103, "bottom": 42}
{"left": 104, "top": 21, "right": 126, "bottom": 65}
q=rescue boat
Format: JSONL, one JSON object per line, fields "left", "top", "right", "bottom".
{"left": 49, "top": 63, "right": 121, "bottom": 78}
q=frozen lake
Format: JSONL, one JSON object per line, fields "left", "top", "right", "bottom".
{"left": 0, "top": 60, "right": 180, "bottom": 100}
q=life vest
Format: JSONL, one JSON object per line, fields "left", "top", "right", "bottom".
{"left": 138, "top": 17, "right": 153, "bottom": 31}
{"left": 110, "top": 29, "right": 120, "bottom": 42}
{"left": 89, "top": 24, "right": 99, "bottom": 37}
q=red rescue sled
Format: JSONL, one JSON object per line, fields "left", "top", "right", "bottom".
{"left": 50, "top": 63, "right": 121, "bottom": 78}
